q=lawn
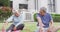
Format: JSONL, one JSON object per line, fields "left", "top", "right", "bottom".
{"left": 0, "top": 22, "right": 60, "bottom": 32}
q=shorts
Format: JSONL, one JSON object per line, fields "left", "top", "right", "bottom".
{"left": 6, "top": 24, "right": 24, "bottom": 31}
{"left": 35, "top": 26, "right": 48, "bottom": 32}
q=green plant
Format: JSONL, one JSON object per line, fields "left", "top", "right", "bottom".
{"left": 33, "top": 13, "right": 38, "bottom": 22}
{"left": 51, "top": 14, "right": 60, "bottom": 22}
{"left": 51, "top": 14, "right": 60, "bottom": 16}
{"left": 0, "top": 8, "right": 12, "bottom": 23}
{"left": 0, "top": 0, "right": 10, "bottom": 6}
{"left": 52, "top": 16, "right": 60, "bottom": 22}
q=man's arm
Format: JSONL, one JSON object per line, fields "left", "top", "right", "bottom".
{"left": 36, "top": 14, "right": 45, "bottom": 28}
{"left": 47, "top": 20, "right": 54, "bottom": 32}
{"left": 37, "top": 17, "right": 44, "bottom": 27}
{"left": 47, "top": 14, "right": 54, "bottom": 32}
{"left": 37, "top": 16, "right": 44, "bottom": 32}
{"left": 49, "top": 14, "right": 54, "bottom": 28}
{"left": 49, "top": 20, "right": 54, "bottom": 28}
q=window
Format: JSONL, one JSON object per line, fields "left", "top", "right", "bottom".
{"left": 48, "top": 0, "right": 56, "bottom": 12}
{"left": 10, "top": 1, "right": 13, "bottom": 8}
{"left": 19, "top": 4, "right": 28, "bottom": 9}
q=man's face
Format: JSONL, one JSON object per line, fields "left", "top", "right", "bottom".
{"left": 14, "top": 12, "right": 20, "bottom": 17}
{"left": 39, "top": 9, "right": 45, "bottom": 16}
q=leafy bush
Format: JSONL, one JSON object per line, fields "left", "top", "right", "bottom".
{"left": 51, "top": 14, "right": 60, "bottom": 16}
{"left": 52, "top": 14, "right": 60, "bottom": 22}
{"left": 33, "top": 13, "right": 60, "bottom": 22}
{"left": 33, "top": 13, "right": 38, "bottom": 22}
{"left": 53, "top": 16, "right": 60, "bottom": 22}
{"left": 0, "top": 7, "right": 12, "bottom": 23}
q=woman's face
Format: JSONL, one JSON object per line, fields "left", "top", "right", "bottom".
{"left": 14, "top": 12, "right": 20, "bottom": 17}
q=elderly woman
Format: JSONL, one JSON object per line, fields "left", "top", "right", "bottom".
{"left": 4, "top": 10, "right": 24, "bottom": 32}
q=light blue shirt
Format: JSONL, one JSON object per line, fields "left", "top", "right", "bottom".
{"left": 6, "top": 13, "right": 24, "bottom": 27}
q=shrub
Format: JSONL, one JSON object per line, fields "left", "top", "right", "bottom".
{"left": 33, "top": 13, "right": 38, "bottom": 22}
{"left": 52, "top": 14, "right": 60, "bottom": 22}
{"left": 51, "top": 14, "right": 60, "bottom": 16}
{"left": 53, "top": 16, "right": 60, "bottom": 22}
{"left": 0, "top": 7, "right": 12, "bottom": 23}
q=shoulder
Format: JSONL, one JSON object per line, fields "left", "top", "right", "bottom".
{"left": 36, "top": 13, "right": 41, "bottom": 18}
{"left": 46, "top": 13, "right": 51, "bottom": 16}
{"left": 46, "top": 13, "right": 52, "bottom": 17}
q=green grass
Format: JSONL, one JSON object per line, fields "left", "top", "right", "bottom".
{"left": 0, "top": 22, "right": 60, "bottom": 32}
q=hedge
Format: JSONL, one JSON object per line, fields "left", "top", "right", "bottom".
{"left": 33, "top": 13, "right": 60, "bottom": 22}
{"left": 33, "top": 13, "right": 38, "bottom": 22}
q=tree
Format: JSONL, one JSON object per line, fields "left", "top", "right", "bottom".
{"left": 0, "top": 0, "right": 10, "bottom": 7}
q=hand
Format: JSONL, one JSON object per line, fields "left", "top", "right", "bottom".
{"left": 47, "top": 28, "right": 52, "bottom": 32}
{"left": 4, "top": 21, "right": 8, "bottom": 26}
{"left": 42, "top": 24, "right": 45, "bottom": 27}
{"left": 49, "top": 26, "right": 54, "bottom": 30}
{"left": 47, "top": 26, "right": 54, "bottom": 32}
{"left": 39, "top": 27, "right": 44, "bottom": 32}
{"left": 14, "top": 27, "right": 16, "bottom": 31}
{"left": 39, "top": 24, "right": 45, "bottom": 27}
{"left": 2, "top": 21, "right": 8, "bottom": 31}
{"left": 2, "top": 21, "right": 8, "bottom": 28}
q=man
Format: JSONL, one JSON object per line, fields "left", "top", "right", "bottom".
{"left": 36, "top": 7, "right": 53, "bottom": 32}
{"left": 4, "top": 10, "right": 24, "bottom": 32}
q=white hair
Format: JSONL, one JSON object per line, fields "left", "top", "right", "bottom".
{"left": 12, "top": 10, "right": 19, "bottom": 13}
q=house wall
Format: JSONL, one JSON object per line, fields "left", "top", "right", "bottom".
{"left": 56, "top": 0, "right": 60, "bottom": 14}
{"left": 28, "top": 0, "right": 35, "bottom": 12}
{"left": 38, "top": 0, "right": 48, "bottom": 12}
{"left": 38, "top": 0, "right": 60, "bottom": 14}
{"left": 11, "top": 0, "right": 27, "bottom": 10}
{"left": 10, "top": 0, "right": 60, "bottom": 14}
{"left": 28, "top": 0, "right": 48, "bottom": 12}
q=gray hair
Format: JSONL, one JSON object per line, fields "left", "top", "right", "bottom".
{"left": 12, "top": 10, "right": 19, "bottom": 14}
{"left": 12, "top": 10, "right": 23, "bottom": 14}
{"left": 40, "top": 7, "right": 47, "bottom": 12}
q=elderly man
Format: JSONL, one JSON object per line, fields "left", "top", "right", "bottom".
{"left": 36, "top": 7, "right": 53, "bottom": 32}
{"left": 4, "top": 10, "right": 24, "bottom": 32}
